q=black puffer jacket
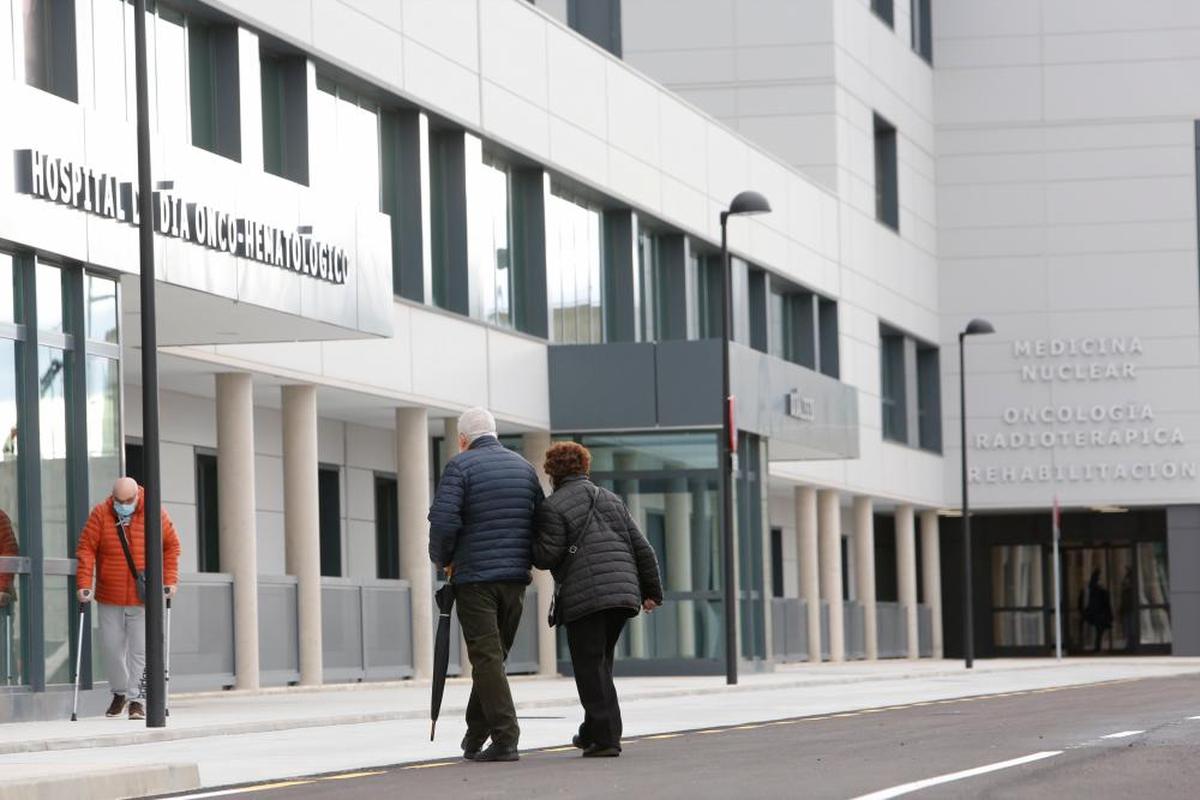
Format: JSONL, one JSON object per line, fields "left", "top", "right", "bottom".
{"left": 532, "top": 476, "right": 664, "bottom": 625}
{"left": 428, "top": 436, "right": 545, "bottom": 584}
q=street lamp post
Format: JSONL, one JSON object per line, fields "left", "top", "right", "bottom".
{"left": 959, "top": 317, "right": 994, "bottom": 670}
{"left": 133, "top": 0, "right": 166, "bottom": 727}
{"left": 719, "top": 190, "right": 771, "bottom": 686}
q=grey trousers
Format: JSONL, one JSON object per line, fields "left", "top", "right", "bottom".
{"left": 98, "top": 603, "right": 145, "bottom": 699}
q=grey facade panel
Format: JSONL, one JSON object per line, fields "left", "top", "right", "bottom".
{"left": 656, "top": 338, "right": 723, "bottom": 428}
{"left": 512, "top": 168, "right": 549, "bottom": 338}
{"left": 1167, "top": 507, "right": 1200, "bottom": 655}
{"left": 603, "top": 210, "right": 638, "bottom": 343}
{"left": 549, "top": 340, "right": 858, "bottom": 460}
{"left": 548, "top": 343, "right": 658, "bottom": 430}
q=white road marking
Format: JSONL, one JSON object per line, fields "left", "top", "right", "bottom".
{"left": 849, "top": 751, "right": 1063, "bottom": 800}
{"left": 1100, "top": 730, "right": 1144, "bottom": 739}
{"left": 166, "top": 781, "right": 315, "bottom": 799}
{"left": 1188, "top": 716, "right": 1200, "bottom": 721}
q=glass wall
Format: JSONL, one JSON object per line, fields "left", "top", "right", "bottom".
{"left": 546, "top": 190, "right": 604, "bottom": 343}
{"left": 0, "top": 251, "right": 122, "bottom": 693}
{"left": 0, "top": 254, "right": 23, "bottom": 687}
{"left": 559, "top": 433, "right": 731, "bottom": 667}
{"left": 468, "top": 158, "right": 513, "bottom": 328}
{"left": 686, "top": 253, "right": 719, "bottom": 340}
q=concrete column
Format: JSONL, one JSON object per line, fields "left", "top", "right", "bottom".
{"left": 666, "top": 479, "right": 695, "bottom": 657}
{"left": 522, "top": 431, "right": 558, "bottom": 676}
{"left": 397, "top": 408, "right": 434, "bottom": 679}
{"left": 216, "top": 373, "right": 259, "bottom": 690}
{"left": 920, "top": 510, "right": 943, "bottom": 658}
{"left": 796, "top": 486, "right": 820, "bottom": 663}
{"left": 615, "top": 454, "right": 647, "bottom": 658}
{"left": 818, "top": 489, "right": 844, "bottom": 662}
{"left": 853, "top": 496, "right": 878, "bottom": 660}
{"left": 896, "top": 505, "right": 919, "bottom": 659}
{"left": 282, "top": 385, "right": 323, "bottom": 685}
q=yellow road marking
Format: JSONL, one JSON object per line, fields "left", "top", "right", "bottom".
{"left": 402, "top": 762, "right": 455, "bottom": 770}
{"left": 732, "top": 724, "right": 764, "bottom": 730}
{"left": 767, "top": 720, "right": 799, "bottom": 726}
{"left": 831, "top": 712, "right": 859, "bottom": 718}
{"left": 644, "top": 733, "right": 684, "bottom": 740}
{"left": 541, "top": 746, "right": 578, "bottom": 752}
{"left": 319, "top": 771, "right": 387, "bottom": 781}
{"left": 697, "top": 728, "right": 725, "bottom": 734}
{"left": 239, "top": 782, "right": 315, "bottom": 793}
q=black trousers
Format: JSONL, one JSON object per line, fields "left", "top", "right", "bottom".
{"left": 456, "top": 582, "right": 526, "bottom": 749}
{"left": 566, "top": 609, "right": 629, "bottom": 749}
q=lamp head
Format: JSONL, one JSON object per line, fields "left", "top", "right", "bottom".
{"left": 962, "top": 318, "right": 995, "bottom": 337}
{"left": 727, "top": 190, "right": 772, "bottom": 217}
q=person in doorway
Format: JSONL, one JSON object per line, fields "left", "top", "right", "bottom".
{"left": 428, "top": 408, "right": 544, "bottom": 763}
{"left": 533, "top": 442, "right": 663, "bottom": 758}
{"left": 1082, "top": 568, "right": 1113, "bottom": 653}
{"left": 1119, "top": 566, "right": 1137, "bottom": 652}
{"left": 76, "top": 477, "right": 180, "bottom": 720}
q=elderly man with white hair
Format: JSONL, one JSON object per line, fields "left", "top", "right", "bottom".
{"left": 76, "top": 477, "right": 181, "bottom": 720}
{"left": 428, "top": 407, "right": 544, "bottom": 762}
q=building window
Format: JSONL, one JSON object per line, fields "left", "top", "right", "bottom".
{"left": 880, "top": 326, "right": 907, "bottom": 443}
{"left": 261, "top": 51, "right": 308, "bottom": 185}
{"left": 912, "top": 0, "right": 933, "bottom": 63}
{"left": 374, "top": 474, "right": 399, "bottom": 580}
{"left": 818, "top": 297, "right": 840, "bottom": 379}
{"left": 636, "top": 229, "right": 663, "bottom": 342}
{"left": 22, "top": 0, "right": 77, "bottom": 101}
{"left": 195, "top": 452, "right": 220, "bottom": 572}
{"left": 311, "top": 77, "right": 380, "bottom": 210}
{"left": 687, "top": 254, "right": 720, "bottom": 340}
{"left": 567, "top": 0, "right": 622, "bottom": 57}
{"left": 916, "top": 343, "right": 941, "bottom": 452}
{"left": 871, "top": 0, "right": 895, "bottom": 28}
{"left": 189, "top": 21, "right": 241, "bottom": 160}
{"left": 84, "top": 273, "right": 121, "bottom": 510}
{"left": 469, "top": 156, "right": 513, "bottom": 328}
{"left": 874, "top": 114, "right": 899, "bottom": 231}
{"left": 547, "top": 189, "right": 604, "bottom": 343}
{"left": 318, "top": 465, "right": 341, "bottom": 577}
{"left": 770, "top": 527, "right": 784, "bottom": 599}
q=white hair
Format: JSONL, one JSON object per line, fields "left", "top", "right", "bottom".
{"left": 458, "top": 407, "right": 497, "bottom": 444}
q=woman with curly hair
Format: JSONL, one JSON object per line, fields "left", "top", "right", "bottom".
{"left": 533, "top": 441, "right": 663, "bottom": 758}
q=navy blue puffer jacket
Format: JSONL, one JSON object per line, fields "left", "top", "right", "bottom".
{"left": 428, "top": 436, "right": 545, "bottom": 584}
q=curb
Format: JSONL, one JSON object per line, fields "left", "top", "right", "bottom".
{"left": 5, "top": 661, "right": 1197, "bottom": 756}
{"left": 0, "top": 763, "right": 199, "bottom": 800}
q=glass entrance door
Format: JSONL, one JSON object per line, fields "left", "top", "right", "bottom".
{"left": 1063, "top": 545, "right": 1130, "bottom": 653}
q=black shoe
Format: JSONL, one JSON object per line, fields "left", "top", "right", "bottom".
{"left": 582, "top": 744, "right": 621, "bottom": 758}
{"left": 572, "top": 734, "right": 591, "bottom": 750}
{"left": 473, "top": 743, "right": 519, "bottom": 762}
{"left": 461, "top": 734, "right": 486, "bottom": 761}
{"left": 127, "top": 701, "right": 145, "bottom": 720}
{"left": 105, "top": 695, "right": 126, "bottom": 718}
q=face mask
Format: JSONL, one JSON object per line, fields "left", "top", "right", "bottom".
{"left": 114, "top": 499, "right": 137, "bottom": 520}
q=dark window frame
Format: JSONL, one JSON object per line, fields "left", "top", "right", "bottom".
{"left": 880, "top": 325, "right": 907, "bottom": 444}
{"left": 874, "top": 113, "right": 899, "bottom": 231}
{"left": 373, "top": 472, "right": 399, "bottom": 580}
{"left": 194, "top": 450, "right": 220, "bottom": 572}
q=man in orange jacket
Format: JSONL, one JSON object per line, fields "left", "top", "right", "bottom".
{"left": 76, "top": 477, "right": 181, "bottom": 720}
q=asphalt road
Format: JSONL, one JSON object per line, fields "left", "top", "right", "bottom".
{"left": 161, "top": 674, "right": 1200, "bottom": 800}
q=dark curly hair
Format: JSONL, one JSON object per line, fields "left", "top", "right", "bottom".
{"left": 543, "top": 442, "right": 591, "bottom": 489}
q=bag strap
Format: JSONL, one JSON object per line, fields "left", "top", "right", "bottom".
{"left": 559, "top": 485, "right": 601, "bottom": 581}
{"left": 114, "top": 518, "right": 141, "bottom": 583}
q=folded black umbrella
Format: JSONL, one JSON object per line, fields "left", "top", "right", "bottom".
{"left": 430, "top": 582, "right": 455, "bottom": 741}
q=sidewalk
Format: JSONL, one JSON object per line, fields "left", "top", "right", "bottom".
{"left": 2, "top": 657, "right": 1199, "bottom": 797}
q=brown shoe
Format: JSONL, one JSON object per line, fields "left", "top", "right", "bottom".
{"left": 105, "top": 695, "right": 127, "bottom": 718}
{"left": 128, "top": 701, "right": 145, "bottom": 720}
